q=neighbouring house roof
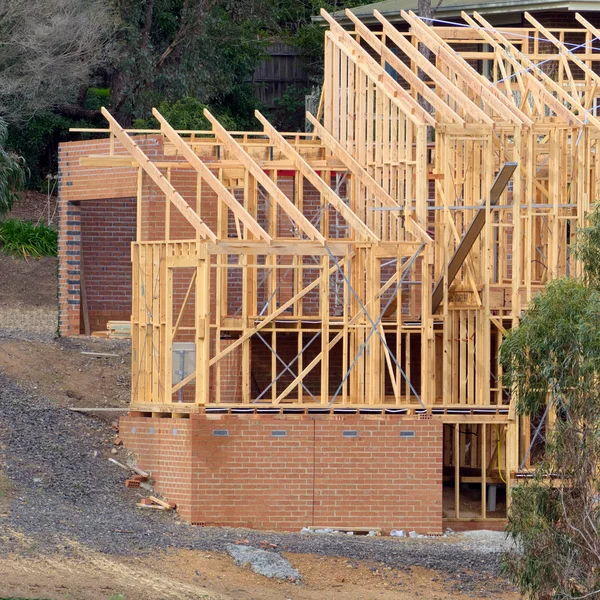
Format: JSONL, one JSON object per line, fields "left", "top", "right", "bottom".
{"left": 314, "top": 0, "right": 600, "bottom": 25}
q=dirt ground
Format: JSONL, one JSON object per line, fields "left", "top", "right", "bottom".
{"left": 0, "top": 252, "right": 519, "bottom": 600}
{"left": 0, "top": 544, "right": 518, "bottom": 600}
{"left": 0, "top": 335, "right": 131, "bottom": 414}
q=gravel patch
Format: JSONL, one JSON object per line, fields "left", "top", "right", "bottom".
{"left": 0, "top": 369, "right": 512, "bottom": 591}
{"left": 0, "top": 327, "right": 58, "bottom": 344}
{"left": 226, "top": 544, "right": 301, "bottom": 581}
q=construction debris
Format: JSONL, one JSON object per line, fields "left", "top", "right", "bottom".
{"left": 107, "top": 320, "right": 131, "bottom": 339}
{"left": 148, "top": 495, "right": 175, "bottom": 509}
{"left": 108, "top": 458, "right": 149, "bottom": 478}
{"left": 135, "top": 496, "right": 175, "bottom": 511}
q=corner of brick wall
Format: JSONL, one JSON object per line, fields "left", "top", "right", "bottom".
{"left": 57, "top": 143, "right": 81, "bottom": 336}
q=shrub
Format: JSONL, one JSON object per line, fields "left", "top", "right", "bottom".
{"left": 0, "top": 219, "right": 57, "bottom": 258}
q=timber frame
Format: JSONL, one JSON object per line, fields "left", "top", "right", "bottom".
{"left": 72, "top": 11, "right": 600, "bottom": 521}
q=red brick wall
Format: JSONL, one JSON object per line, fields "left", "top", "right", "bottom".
{"left": 81, "top": 198, "right": 136, "bottom": 331}
{"left": 58, "top": 136, "right": 159, "bottom": 335}
{"left": 120, "top": 414, "right": 443, "bottom": 534}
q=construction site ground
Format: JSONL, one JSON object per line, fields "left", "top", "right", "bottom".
{"left": 0, "top": 255, "right": 519, "bottom": 600}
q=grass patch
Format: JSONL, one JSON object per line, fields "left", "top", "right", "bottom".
{"left": 0, "top": 219, "right": 57, "bottom": 258}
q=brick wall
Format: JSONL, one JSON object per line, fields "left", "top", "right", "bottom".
{"left": 57, "top": 136, "right": 159, "bottom": 335}
{"left": 120, "top": 413, "right": 443, "bottom": 534}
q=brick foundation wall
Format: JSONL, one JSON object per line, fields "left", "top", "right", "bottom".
{"left": 120, "top": 413, "right": 443, "bottom": 534}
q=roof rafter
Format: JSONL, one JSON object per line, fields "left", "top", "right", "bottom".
{"left": 100, "top": 107, "right": 218, "bottom": 243}
{"left": 372, "top": 10, "right": 494, "bottom": 127}
{"left": 465, "top": 12, "right": 587, "bottom": 127}
{"left": 524, "top": 12, "right": 600, "bottom": 104}
{"left": 345, "top": 10, "right": 464, "bottom": 126}
{"left": 152, "top": 108, "right": 272, "bottom": 245}
{"left": 255, "top": 110, "right": 380, "bottom": 244}
{"left": 320, "top": 9, "right": 435, "bottom": 127}
{"left": 401, "top": 10, "right": 529, "bottom": 126}
{"left": 203, "top": 109, "right": 326, "bottom": 245}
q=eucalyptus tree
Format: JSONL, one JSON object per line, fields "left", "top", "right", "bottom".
{"left": 501, "top": 209, "right": 600, "bottom": 599}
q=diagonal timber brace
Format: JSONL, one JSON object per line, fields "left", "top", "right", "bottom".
{"left": 431, "top": 162, "right": 517, "bottom": 314}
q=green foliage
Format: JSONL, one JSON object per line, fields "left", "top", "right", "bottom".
{"left": 500, "top": 206, "right": 600, "bottom": 599}
{"left": 0, "top": 219, "right": 57, "bottom": 258}
{"left": 501, "top": 277, "right": 600, "bottom": 418}
{"left": 133, "top": 97, "right": 259, "bottom": 132}
{"left": 83, "top": 88, "right": 111, "bottom": 111}
{"left": 271, "top": 85, "right": 311, "bottom": 131}
{"left": 282, "top": 1, "right": 378, "bottom": 82}
{"left": 110, "top": 0, "right": 273, "bottom": 123}
{"left": 6, "top": 112, "right": 96, "bottom": 191}
{"left": 0, "top": 119, "right": 25, "bottom": 216}
{"left": 572, "top": 205, "right": 600, "bottom": 289}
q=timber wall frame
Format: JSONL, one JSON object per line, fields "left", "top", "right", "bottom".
{"left": 71, "top": 11, "right": 600, "bottom": 520}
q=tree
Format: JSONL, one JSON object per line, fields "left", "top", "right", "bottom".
{"left": 500, "top": 209, "right": 600, "bottom": 599}
{"left": 0, "top": 0, "right": 114, "bottom": 122}
{"left": 109, "top": 0, "right": 274, "bottom": 125}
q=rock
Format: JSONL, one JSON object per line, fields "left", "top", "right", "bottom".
{"left": 225, "top": 544, "right": 301, "bottom": 582}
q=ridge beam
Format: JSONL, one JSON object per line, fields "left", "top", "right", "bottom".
{"left": 255, "top": 110, "right": 380, "bottom": 244}
{"left": 153, "top": 108, "right": 272, "bottom": 244}
{"left": 203, "top": 109, "right": 326, "bottom": 245}
{"left": 100, "top": 107, "right": 217, "bottom": 243}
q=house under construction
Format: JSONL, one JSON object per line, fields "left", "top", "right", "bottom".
{"left": 58, "top": 10, "right": 600, "bottom": 532}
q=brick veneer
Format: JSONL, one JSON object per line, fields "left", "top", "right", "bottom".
{"left": 120, "top": 413, "right": 443, "bottom": 534}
